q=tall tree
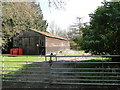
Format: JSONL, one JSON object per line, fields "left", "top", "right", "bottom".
{"left": 82, "top": 2, "right": 120, "bottom": 56}
{"left": 2, "top": 2, "right": 47, "bottom": 52}
{"left": 67, "top": 17, "right": 83, "bottom": 47}
{"left": 48, "top": 20, "right": 63, "bottom": 36}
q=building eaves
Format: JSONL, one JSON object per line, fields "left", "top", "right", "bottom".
{"left": 31, "top": 29, "right": 67, "bottom": 41}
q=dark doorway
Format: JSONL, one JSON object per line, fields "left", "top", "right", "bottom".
{"left": 39, "top": 47, "right": 45, "bottom": 55}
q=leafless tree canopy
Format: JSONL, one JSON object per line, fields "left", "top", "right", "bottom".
{"left": 48, "top": 0, "right": 67, "bottom": 10}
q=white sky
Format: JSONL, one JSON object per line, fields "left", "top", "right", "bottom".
{"left": 38, "top": 0, "right": 111, "bottom": 30}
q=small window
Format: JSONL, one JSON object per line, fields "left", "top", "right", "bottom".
{"left": 40, "top": 40, "right": 44, "bottom": 47}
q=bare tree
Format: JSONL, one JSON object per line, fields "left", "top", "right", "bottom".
{"left": 48, "top": 20, "right": 62, "bottom": 35}
{"left": 48, "top": 0, "right": 68, "bottom": 10}
{"left": 47, "top": 20, "right": 70, "bottom": 40}
{"left": 67, "top": 17, "right": 83, "bottom": 40}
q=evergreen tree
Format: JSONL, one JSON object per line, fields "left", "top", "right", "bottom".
{"left": 82, "top": 2, "right": 120, "bottom": 56}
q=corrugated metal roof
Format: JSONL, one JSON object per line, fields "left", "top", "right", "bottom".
{"left": 31, "top": 29, "right": 67, "bottom": 40}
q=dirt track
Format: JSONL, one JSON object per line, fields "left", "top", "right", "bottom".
{"left": 56, "top": 57, "right": 98, "bottom": 61}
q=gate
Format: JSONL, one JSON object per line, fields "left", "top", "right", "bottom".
{"left": 1, "top": 55, "right": 120, "bottom": 89}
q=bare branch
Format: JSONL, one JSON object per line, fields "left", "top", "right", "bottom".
{"left": 48, "top": 0, "right": 67, "bottom": 10}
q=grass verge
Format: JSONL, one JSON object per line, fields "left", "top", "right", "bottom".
{"left": 1, "top": 56, "right": 45, "bottom": 74}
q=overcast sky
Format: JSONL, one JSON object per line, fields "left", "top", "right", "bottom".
{"left": 38, "top": 0, "right": 111, "bottom": 30}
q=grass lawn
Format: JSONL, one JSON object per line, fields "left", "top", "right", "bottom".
{"left": 2, "top": 54, "right": 119, "bottom": 87}
{"left": 1, "top": 56, "right": 45, "bottom": 74}
{"left": 0, "top": 50, "right": 110, "bottom": 74}
{"left": 1, "top": 56, "right": 110, "bottom": 74}
{"left": 83, "top": 58, "right": 111, "bottom": 62}
{"left": 0, "top": 50, "right": 114, "bottom": 77}
{"left": 75, "top": 58, "right": 111, "bottom": 69}
{"left": 74, "top": 58, "right": 119, "bottom": 82}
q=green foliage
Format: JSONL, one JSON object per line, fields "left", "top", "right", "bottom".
{"left": 70, "top": 41, "right": 77, "bottom": 47}
{"left": 73, "top": 35, "right": 83, "bottom": 47}
{"left": 2, "top": 2, "right": 47, "bottom": 51}
{"left": 0, "top": 56, "right": 44, "bottom": 74}
{"left": 82, "top": 2, "right": 120, "bottom": 55}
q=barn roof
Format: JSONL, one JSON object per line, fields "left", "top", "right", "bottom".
{"left": 31, "top": 29, "right": 67, "bottom": 40}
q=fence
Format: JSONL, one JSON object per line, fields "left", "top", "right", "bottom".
{"left": 1, "top": 55, "right": 120, "bottom": 88}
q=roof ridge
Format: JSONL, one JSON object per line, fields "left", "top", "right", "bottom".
{"left": 30, "top": 29, "right": 67, "bottom": 40}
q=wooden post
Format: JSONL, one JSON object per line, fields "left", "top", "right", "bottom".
{"left": 49, "top": 53, "right": 53, "bottom": 85}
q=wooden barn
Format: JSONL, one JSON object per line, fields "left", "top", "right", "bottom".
{"left": 13, "top": 29, "right": 70, "bottom": 55}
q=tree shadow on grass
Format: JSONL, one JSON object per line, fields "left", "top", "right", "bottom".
{"left": 2, "top": 60, "right": 120, "bottom": 89}
{"left": 2, "top": 61, "right": 51, "bottom": 88}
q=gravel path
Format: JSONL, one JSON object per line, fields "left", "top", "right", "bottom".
{"left": 57, "top": 57, "right": 98, "bottom": 61}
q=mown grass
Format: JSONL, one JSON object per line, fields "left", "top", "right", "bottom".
{"left": 74, "top": 58, "right": 110, "bottom": 68}
{"left": 0, "top": 54, "right": 113, "bottom": 75}
{"left": 1, "top": 55, "right": 120, "bottom": 89}
{"left": 74, "top": 58, "right": 120, "bottom": 83}
{"left": 1, "top": 56, "right": 45, "bottom": 74}
{"left": 83, "top": 58, "right": 111, "bottom": 62}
